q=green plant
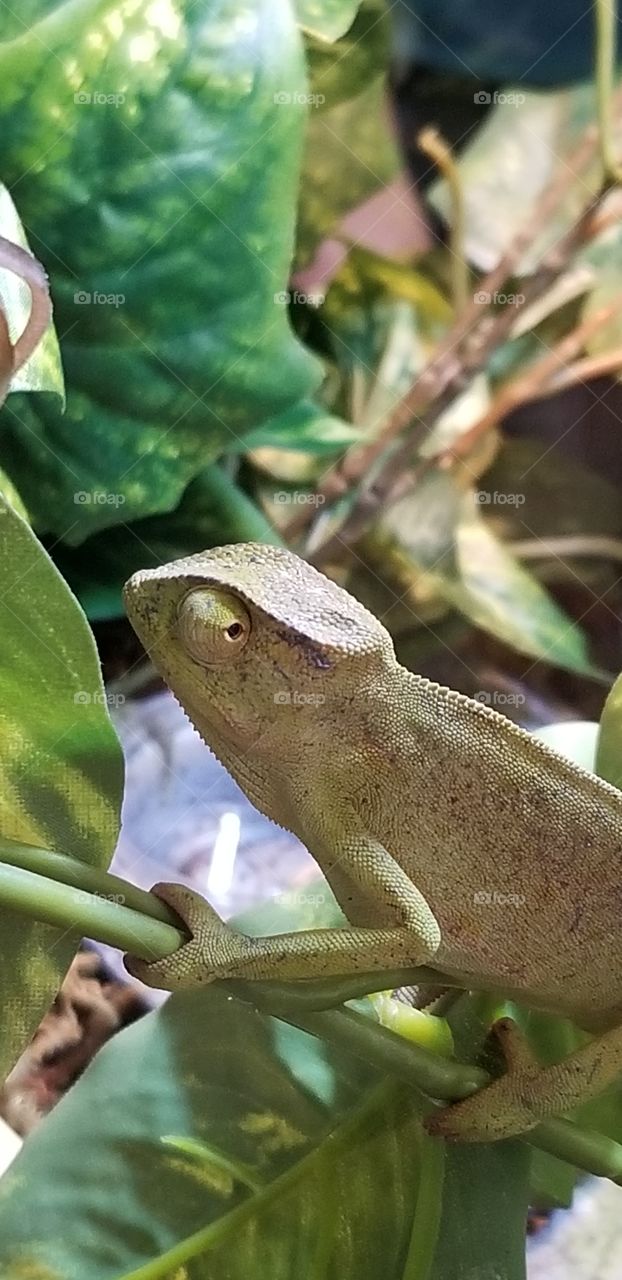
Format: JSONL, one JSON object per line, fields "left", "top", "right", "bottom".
{"left": 2, "top": 0, "right": 622, "bottom": 1275}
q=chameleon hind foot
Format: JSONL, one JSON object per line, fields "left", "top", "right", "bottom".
{"left": 426, "top": 1018, "right": 543, "bottom": 1142}
{"left": 427, "top": 1015, "right": 622, "bottom": 1142}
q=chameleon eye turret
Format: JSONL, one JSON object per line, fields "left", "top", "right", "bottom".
{"left": 176, "top": 588, "right": 251, "bottom": 665}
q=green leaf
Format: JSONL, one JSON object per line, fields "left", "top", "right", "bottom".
{"left": 0, "top": 985, "right": 424, "bottom": 1279}
{"left": 383, "top": 472, "right": 597, "bottom": 676}
{"left": 243, "top": 402, "right": 363, "bottom": 452}
{"left": 0, "top": 183, "right": 62, "bottom": 398}
{"left": 596, "top": 672, "right": 622, "bottom": 790}
{"left": 449, "top": 510, "right": 596, "bottom": 675}
{"left": 296, "top": 0, "right": 361, "bottom": 41}
{"left": 428, "top": 994, "right": 529, "bottom": 1280}
{"left": 0, "top": 498, "right": 123, "bottom": 1079}
{"left": 0, "top": 464, "right": 29, "bottom": 521}
{"left": 296, "top": 76, "right": 400, "bottom": 269}
{"left": 54, "top": 464, "right": 283, "bottom": 621}
{"left": 0, "top": 0, "right": 341, "bottom": 542}
{"left": 0, "top": 889, "right": 532, "bottom": 1280}
{"left": 429, "top": 82, "right": 601, "bottom": 273}
{"left": 304, "top": 0, "right": 388, "bottom": 111}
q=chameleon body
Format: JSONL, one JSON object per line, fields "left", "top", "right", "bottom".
{"left": 124, "top": 543, "right": 622, "bottom": 1142}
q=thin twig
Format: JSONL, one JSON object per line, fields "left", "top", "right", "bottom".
{"left": 418, "top": 126, "right": 469, "bottom": 316}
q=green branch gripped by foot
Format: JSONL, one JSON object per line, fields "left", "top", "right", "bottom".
{"left": 0, "top": 838, "right": 186, "bottom": 959}
{"left": 2, "top": 838, "right": 622, "bottom": 1185}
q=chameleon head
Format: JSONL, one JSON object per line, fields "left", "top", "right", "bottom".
{"left": 123, "top": 543, "right": 397, "bottom": 761}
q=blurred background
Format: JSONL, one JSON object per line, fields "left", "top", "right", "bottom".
{"left": 1, "top": 0, "right": 621, "bottom": 737}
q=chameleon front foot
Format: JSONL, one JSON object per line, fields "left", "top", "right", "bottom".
{"left": 426, "top": 1018, "right": 542, "bottom": 1142}
{"left": 124, "top": 882, "right": 257, "bottom": 989}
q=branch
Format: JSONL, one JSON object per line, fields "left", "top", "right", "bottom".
{"left": 284, "top": 123, "right": 606, "bottom": 548}
{"left": 438, "top": 300, "right": 622, "bottom": 468}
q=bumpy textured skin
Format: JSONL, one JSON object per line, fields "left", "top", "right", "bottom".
{"left": 124, "top": 543, "right": 622, "bottom": 1142}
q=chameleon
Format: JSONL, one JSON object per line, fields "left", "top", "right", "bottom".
{"left": 123, "top": 542, "right": 622, "bottom": 1143}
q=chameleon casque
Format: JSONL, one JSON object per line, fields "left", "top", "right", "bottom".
{"left": 123, "top": 542, "right": 622, "bottom": 1143}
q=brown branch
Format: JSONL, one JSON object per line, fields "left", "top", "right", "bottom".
{"left": 438, "top": 301, "right": 622, "bottom": 468}
{"left": 284, "top": 124, "right": 606, "bottom": 547}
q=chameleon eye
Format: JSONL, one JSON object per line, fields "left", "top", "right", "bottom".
{"left": 177, "top": 588, "right": 251, "bottom": 665}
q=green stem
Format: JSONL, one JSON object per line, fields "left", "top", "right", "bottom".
{"left": 161, "top": 1136, "right": 265, "bottom": 1194}
{"left": 0, "top": 862, "right": 184, "bottom": 959}
{"left": 273, "top": 1005, "right": 487, "bottom": 1100}
{"left": 527, "top": 1116, "right": 622, "bottom": 1182}
{"left": 0, "top": 837, "right": 180, "bottom": 927}
{"left": 596, "top": 0, "right": 622, "bottom": 183}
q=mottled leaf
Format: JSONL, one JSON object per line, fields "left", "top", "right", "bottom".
{"left": 0, "top": 498, "right": 123, "bottom": 1080}
{"left": 0, "top": 0, "right": 346, "bottom": 542}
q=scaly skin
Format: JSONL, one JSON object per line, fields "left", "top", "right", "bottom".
{"left": 123, "top": 543, "right": 622, "bottom": 1141}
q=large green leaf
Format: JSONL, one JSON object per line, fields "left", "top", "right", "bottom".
{"left": 54, "top": 463, "right": 284, "bottom": 621}
{"left": 0, "top": 0, "right": 345, "bottom": 542}
{"left": 0, "top": 985, "right": 424, "bottom": 1279}
{"left": 0, "top": 497, "right": 123, "bottom": 1079}
{"left": 0, "top": 887, "right": 533, "bottom": 1279}
{"left": 0, "top": 981, "right": 535, "bottom": 1280}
